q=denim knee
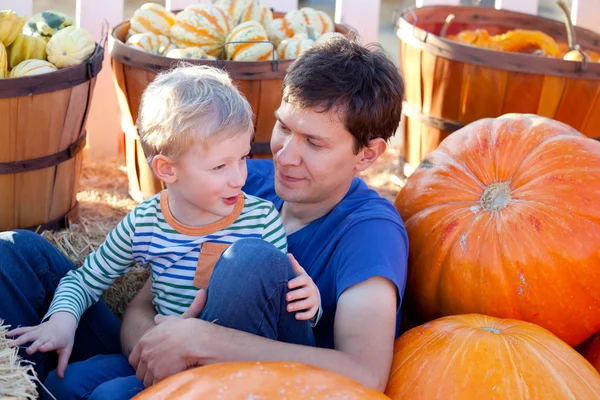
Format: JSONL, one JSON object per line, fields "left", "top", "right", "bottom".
{"left": 220, "top": 238, "right": 293, "bottom": 281}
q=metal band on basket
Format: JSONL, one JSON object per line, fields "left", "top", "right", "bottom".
{"left": 0, "top": 132, "right": 87, "bottom": 174}
{"left": 402, "top": 102, "right": 465, "bottom": 133}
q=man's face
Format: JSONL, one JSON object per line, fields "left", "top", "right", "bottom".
{"left": 270, "top": 101, "right": 364, "bottom": 205}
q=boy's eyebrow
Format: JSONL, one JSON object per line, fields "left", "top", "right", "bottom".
{"left": 274, "top": 111, "right": 328, "bottom": 142}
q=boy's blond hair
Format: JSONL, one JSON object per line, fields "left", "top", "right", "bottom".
{"left": 137, "top": 64, "right": 254, "bottom": 163}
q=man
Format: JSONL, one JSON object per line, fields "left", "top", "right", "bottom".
{"left": 0, "top": 36, "right": 407, "bottom": 395}
{"left": 124, "top": 37, "right": 408, "bottom": 392}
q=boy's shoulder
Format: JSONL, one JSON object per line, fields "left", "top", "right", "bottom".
{"left": 241, "top": 192, "right": 277, "bottom": 213}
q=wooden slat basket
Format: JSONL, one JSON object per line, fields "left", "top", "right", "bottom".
{"left": 0, "top": 38, "right": 106, "bottom": 232}
{"left": 397, "top": 6, "right": 600, "bottom": 167}
{"left": 109, "top": 11, "right": 352, "bottom": 203}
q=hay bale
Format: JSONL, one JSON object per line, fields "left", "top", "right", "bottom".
{"left": 0, "top": 322, "right": 38, "bottom": 400}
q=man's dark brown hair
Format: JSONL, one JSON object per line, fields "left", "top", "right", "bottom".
{"left": 282, "top": 36, "right": 405, "bottom": 153}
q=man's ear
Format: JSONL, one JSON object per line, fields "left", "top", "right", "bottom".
{"left": 151, "top": 155, "right": 177, "bottom": 184}
{"left": 356, "top": 138, "right": 387, "bottom": 172}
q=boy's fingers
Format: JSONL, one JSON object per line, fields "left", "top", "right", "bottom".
{"left": 287, "top": 299, "right": 311, "bottom": 313}
{"left": 10, "top": 331, "right": 37, "bottom": 347}
{"left": 6, "top": 326, "right": 34, "bottom": 337}
{"left": 56, "top": 345, "right": 73, "bottom": 379}
{"left": 26, "top": 337, "right": 51, "bottom": 355}
{"left": 295, "top": 307, "right": 318, "bottom": 321}
{"left": 286, "top": 288, "right": 309, "bottom": 302}
{"left": 287, "top": 275, "right": 309, "bottom": 289}
{"left": 287, "top": 253, "right": 305, "bottom": 276}
{"left": 182, "top": 289, "right": 207, "bottom": 319}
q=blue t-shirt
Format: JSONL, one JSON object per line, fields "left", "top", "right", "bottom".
{"left": 243, "top": 159, "right": 409, "bottom": 349}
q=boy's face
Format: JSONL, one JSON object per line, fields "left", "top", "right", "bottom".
{"left": 271, "top": 101, "right": 366, "bottom": 205}
{"left": 171, "top": 130, "right": 252, "bottom": 221}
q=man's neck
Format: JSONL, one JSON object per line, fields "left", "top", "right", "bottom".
{"left": 280, "top": 180, "right": 353, "bottom": 235}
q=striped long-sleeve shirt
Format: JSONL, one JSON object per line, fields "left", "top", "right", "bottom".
{"left": 44, "top": 190, "right": 287, "bottom": 321}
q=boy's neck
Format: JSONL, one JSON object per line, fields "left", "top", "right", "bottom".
{"left": 167, "top": 192, "right": 224, "bottom": 227}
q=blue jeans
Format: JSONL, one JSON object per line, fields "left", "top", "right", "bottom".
{"left": 0, "top": 230, "right": 122, "bottom": 385}
{"left": 0, "top": 231, "right": 314, "bottom": 399}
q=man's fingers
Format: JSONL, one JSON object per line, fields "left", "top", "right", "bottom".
{"left": 56, "top": 345, "right": 73, "bottom": 379}
{"left": 143, "top": 369, "right": 154, "bottom": 388}
{"left": 182, "top": 289, "right": 207, "bottom": 319}
{"left": 129, "top": 342, "right": 142, "bottom": 369}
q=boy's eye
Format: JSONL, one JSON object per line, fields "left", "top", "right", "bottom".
{"left": 213, "top": 164, "right": 226, "bottom": 171}
{"left": 240, "top": 154, "right": 249, "bottom": 161}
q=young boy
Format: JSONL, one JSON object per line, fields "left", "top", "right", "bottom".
{"left": 9, "top": 65, "right": 320, "bottom": 396}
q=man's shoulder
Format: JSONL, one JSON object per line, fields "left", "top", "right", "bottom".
{"left": 244, "top": 159, "right": 279, "bottom": 204}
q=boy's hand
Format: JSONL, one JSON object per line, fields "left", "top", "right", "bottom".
{"left": 286, "top": 253, "right": 321, "bottom": 321}
{"left": 7, "top": 311, "right": 77, "bottom": 378}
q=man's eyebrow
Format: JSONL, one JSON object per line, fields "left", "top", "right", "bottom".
{"left": 273, "top": 112, "right": 328, "bottom": 142}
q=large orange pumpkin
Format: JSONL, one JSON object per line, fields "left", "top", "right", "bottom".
{"left": 133, "top": 361, "right": 390, "bottom": 399}
{"left": 579, "top": 331, "right": 600, "bottom": 373}
{"left": 385, "top": 314, "right": 600, "bottom": 399}
{"left": 394, "top": 113, "right": 600, "bottom": 347}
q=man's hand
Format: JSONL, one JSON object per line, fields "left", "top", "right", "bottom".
{"left": 7, "top": 312, "right": 77, "bottom": 378}
{"left": 128, "top": 288, "right": 209, "bottom": 386}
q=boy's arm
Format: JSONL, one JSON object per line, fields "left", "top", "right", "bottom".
{"left": 129, "top": 276, "right": 397, "bottom": 391}
{"left": 44, "top": 211, "right": 137, "bottom": 323}
{"left": 120, "top": 276, "right": 156, "bottom": 358}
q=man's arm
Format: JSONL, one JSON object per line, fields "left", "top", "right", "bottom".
{"left": 120, "top": 277, "right": 156, "bottom": 358}
{"left": 130, "top": 276, "right": 398, "bottom": 391}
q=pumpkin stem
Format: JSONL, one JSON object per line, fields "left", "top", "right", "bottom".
{"left": 481, "top": 327, "right": 501, "bottom": 334}
{"left": 480, "top": 182, "right": 512, "bottom": 212}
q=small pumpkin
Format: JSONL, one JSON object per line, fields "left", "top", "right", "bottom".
{"left": 170, "top": 4, "right": 233, "bottom": 58}
{"left": 132, "top": 361, "right": 389, "bottom": 399}
{"left": 9, "top": 59, "right": 57, "bottom": 77}
{"left": 165, "top": 47, "right": 216, "bottom": 60}
{"left": 394, "top": 113, "right": 600, "bottom": 347}
{"left": 277, "top": 36, "right": 314, "bottom": 60}
{"left": 126, "top": 32, "right": 175, "bottom": 56}
{"left": 225, "top": 21, "right": 275, "bottom": 61}
{"left": 7, "top": 33, "right": 47, "bottom": 69}
{"left": 299, "top": 7, "right": 334, "bottom": 37}
{"left": 46, "top": 26, "right": 95, "bottom": 68}
{"left": 0, "top": 41, "right": 7, "bottom": 78}
{"left": 496, "top": 29, "right": 560, "bottom": 57}
{"left": 385, "top": 314, "right": 600, "bottom": 399}
{"left": 239, "top": 2, "right": 273, "bottom": 29}
{"left": 268, "top": 10, "right": 307, "bottom": 46}
{"left": 127, "top": 3, "right": 175, "bottom": 39}
{"left": 214, "top": 0, "right": 253, "bottom": 24}
{"left": 0, "top": 9, "right": 27, "bottom": 47}
{"left": 23, "top": 10, "right": 74, "bottom": 42}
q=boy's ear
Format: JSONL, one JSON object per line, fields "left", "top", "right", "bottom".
{"left": 151, "top": 155, "right": 177, "bottom": 184}
{"left": 355, "top": 138, "right": 387, "bottom": 172}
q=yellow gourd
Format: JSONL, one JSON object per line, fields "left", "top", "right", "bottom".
{"left": 46, "top": 26, "right": 95, "bottom": 68}
{"left": 9, "top": 59, "right": 57, "bottom": 77}
{"left": 0, "top": 41, "right": 7, "bottom": 78}
{"left": 7, "top": 33, "right": 47, "bottom": 69}
{"left": 0, "top": 9, "right": 26, "bottom": 47}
